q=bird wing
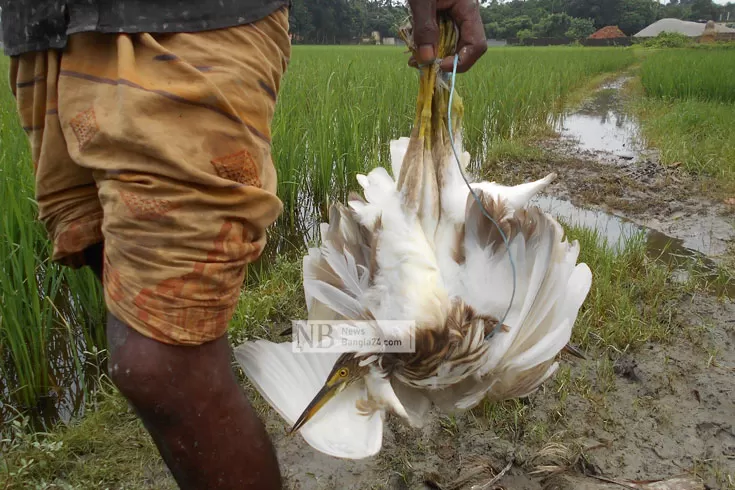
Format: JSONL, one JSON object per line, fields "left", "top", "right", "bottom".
{"left": 390, "top": 134, "right": 555, "bottom": 226}
{"left": 235, "top": 176, "right": 449, "bottom": 458}
{"left": 422, "top": 189, "right": 592, "bottom": 411}
{"left": 234, "top": 203, "right": 387, "bottom": 459}
{"left": 390, "top": 135, "right": 558, "bottom": 300}
{"left": 234, "top": 340, "right": 384, "bottom": 459}
{"left": 302, "top": 203, "right": 374, "bottom": 321}
{"left": 379, "top": 135, "right": 587, "bottom": 414}
{"left": 389, "top": 136, "right": 411, "bottom": 184}
{"left": 349, "top": 160, "right": 449, "bottom": 325}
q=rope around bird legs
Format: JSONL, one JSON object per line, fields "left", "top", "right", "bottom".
{"left": 446, "top": 53, "right": 517, "bottom": 341}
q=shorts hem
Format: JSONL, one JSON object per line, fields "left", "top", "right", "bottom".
{"left": 104, "top": 296, "right": 235, "bottom": 347}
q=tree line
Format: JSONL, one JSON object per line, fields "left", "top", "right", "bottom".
{"left": 288, "top": 0, "right": 735, "bottom": 43}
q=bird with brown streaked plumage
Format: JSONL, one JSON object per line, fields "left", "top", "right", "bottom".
{"left": 234, "top": 12, "right": 592, "bottom": 460}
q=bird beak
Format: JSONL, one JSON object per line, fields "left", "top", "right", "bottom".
{"left": 289, "top": 382, "right": 343, "bottom": 434}
{"left": 562, "top": 342, "right": 586, "bottom": 360}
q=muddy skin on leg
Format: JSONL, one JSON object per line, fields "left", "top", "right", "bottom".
{"left": 106, "top": 313, "right": 283, "bottom": 489}
{"left": 80, "top": 243, "right": 282, "bottom": 487}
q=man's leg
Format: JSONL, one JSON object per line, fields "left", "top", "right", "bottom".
{"left": 79, "top": 239, "right": 282, "bottom": 489}
{"left": 11, "top": 6, "right": 291, "bottom": 489}
{"left": 67, "top": 10, "right": 289, "bottom": 487}
{"left": 106, "top": 313, "right": 282, "bottom": 489}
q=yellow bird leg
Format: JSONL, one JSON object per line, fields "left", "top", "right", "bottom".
{"left": 419, "top": 67, "right": 436, "bottom": 146}
{"left": 414, "top": 65, "right": 425, "bottom": 129}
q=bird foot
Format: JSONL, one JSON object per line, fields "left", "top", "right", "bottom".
{"left": 355, "top": 398, "right": 381, "bottom": 417}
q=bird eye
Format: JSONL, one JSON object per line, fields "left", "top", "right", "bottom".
{"left": 339, "top": 368, "right": 349, "bottom": 377}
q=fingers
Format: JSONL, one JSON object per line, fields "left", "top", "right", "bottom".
{"left": 408, "top": 0, "right": 487, "bottom": 73}
{"left": 407, "top": 0, "right": 438, "bottom": 65}
{"left": 438, "top": 0, "right": 487, "bottom": 73}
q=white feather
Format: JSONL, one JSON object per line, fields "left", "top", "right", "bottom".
{"left": 233, "top": 340, "right": 383, "bottom": 459}
{"left": 389, "top": 136, "right": 410, "bottom": 179}
{"left": 429, "top": 202, "right": 593, "bottom": 408}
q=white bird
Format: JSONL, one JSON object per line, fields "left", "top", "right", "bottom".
{"left": 234, "top": 14, "right": 592, "bottom": 460}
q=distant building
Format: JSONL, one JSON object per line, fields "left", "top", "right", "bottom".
{"left": 634, "top": 18, "right": 735, "bottom": 37}
{"left": 487, "top": 39, "right": 508, "bottom": 47}
{"left": 589, "top": 26, "right": 627, "bottom": 39}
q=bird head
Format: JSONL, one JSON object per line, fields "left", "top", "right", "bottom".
{"left": 289, "top": 353, "right": 370, "bottom": 434}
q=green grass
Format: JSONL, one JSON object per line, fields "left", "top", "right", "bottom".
{"left": 634, "top": 97, "right": 735, "bottom": 180}
{"left": 564, "top": 225, "right": 678, "bottom": 352}
{"left": 634, "top": 48, "right": 735, "bottom": 182}
{"left": 229, "top": 251, "right": 306, "bottom": 346}
{"left": 639, "top": 50, "right": 735, "bottom": 104}
{"left": 0, "top": 252, "right": 310, "bottom": 490}
{"left": 0, "top": 55, "right": 106, "bottom": 432}
{"left": 270, "top": 45, "right": 636, "bottom": 240}
{"left": 0, "top": 379, "right": 177, "bottom": 490}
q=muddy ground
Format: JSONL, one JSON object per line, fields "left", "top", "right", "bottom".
{"left": 248, "top": 78, "right": 734, "bottom": 490}
{"left": 268, "top": 297, "right": 734, "bottom": 490}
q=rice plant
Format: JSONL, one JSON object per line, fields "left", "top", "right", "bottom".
{"left": 269, "top": 45, "right": 636, "bottom": 246}
{"left": 640, "top": 49, "right": 735, "bottom": 104}
{"left": 635, "top": 47, "right": 735, "bottom": 180}
{"left": 0, "top": 56, "right": 106, "bottom": 432}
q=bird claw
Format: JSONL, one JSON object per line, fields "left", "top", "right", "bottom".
{"left": 355, "top": 398, "right": 380, "bottom": 417}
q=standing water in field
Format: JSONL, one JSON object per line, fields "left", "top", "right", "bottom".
{"left": 536, "top": 75, "right": 734, "bottom": 296}
{"left": 554, "top": 77, "right": 645, "bottom": 164}
{"left": 531, "top": 194, "right": 734, "bottom": 298}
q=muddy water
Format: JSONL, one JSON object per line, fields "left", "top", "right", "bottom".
{"left": 554, "top": 77, "right": 645, "bottom": 164}
{"left": 541, "top": 74, "right": 733, "bottom": 296}
{"left": 532, "top": 194, "right": 733, "bottom": 297}
{"left": 533, "top": 194, "right": 639, "bottom": 250}
{"left": 556, "top": 77, "right": 732, "bottom": 246}
{"left": 0, "top": 299, "right": 106, "bottom": 434}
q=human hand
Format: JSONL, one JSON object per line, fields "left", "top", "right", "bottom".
{"left": 407, "top": 0, "right": 487, "bottom": 73}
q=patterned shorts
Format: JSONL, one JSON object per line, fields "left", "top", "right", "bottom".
{"left": 8, "top": 7, "right": 291, "bottom": 346}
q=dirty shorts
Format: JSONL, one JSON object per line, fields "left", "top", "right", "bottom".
{"left": 9, "top": 7, "right": 291, "bottom": 346}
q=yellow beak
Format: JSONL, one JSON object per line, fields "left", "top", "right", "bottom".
{"left": 289, "top": 382, "right": 344, "bottom": 434}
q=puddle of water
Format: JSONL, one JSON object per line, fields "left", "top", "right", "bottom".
{"left": 1, "top": 330, "right": 103, "bottom": 434}
{"left": 642, "top": 212, "right": 734, "bottom": 259}
{"left": 533, "top": 195, "right": 640, "bottom": 251}
{"left": 555, "top": 77, "right": 644, "bottom": 160}
{"left": 532, "top": 194, "right": 733, "bottom": 297}
{"left": 548, "top": 73, "right": 734, "bottom": 264}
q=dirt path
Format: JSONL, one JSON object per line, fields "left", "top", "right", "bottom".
{"left": 261, "top": 77, "right": 735, "bottom": 490}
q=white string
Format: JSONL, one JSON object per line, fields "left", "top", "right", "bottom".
{"left": 445, "top": 54, "right": 517, "bottom": 341}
